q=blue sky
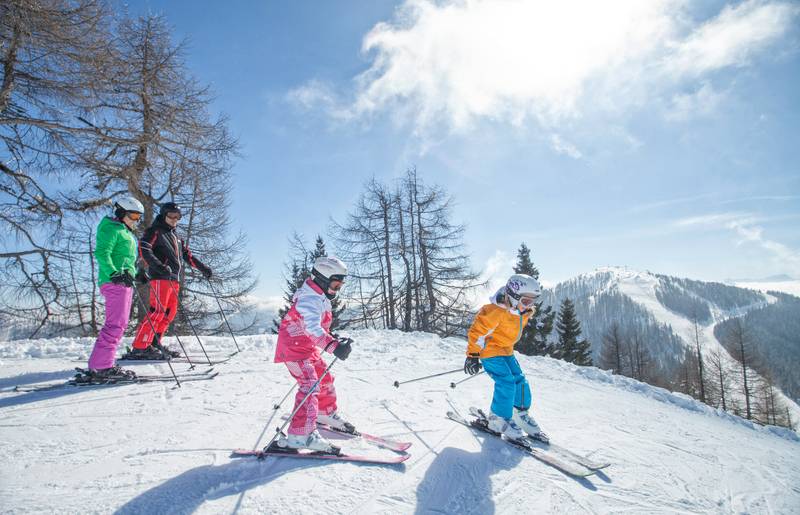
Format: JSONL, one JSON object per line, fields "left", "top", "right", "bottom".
{"left": 122, "top": 0, "right": 800, "bottom": 297}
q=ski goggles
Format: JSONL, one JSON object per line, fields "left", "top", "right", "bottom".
{"left": 328, "top": 275, "right": 346, "bottom": 292}
{"left": 165, "top": 212, "right": 182, "bottom": 220}
{"left": 127, "top": 212, "right": 142, "bottom": 221}
{"left": 518, "top": 295, "right": 538, "bottom": 308}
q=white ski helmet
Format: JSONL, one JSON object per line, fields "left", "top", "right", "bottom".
{"left": 312, "top": 256, "right": 347, "bottom": 297}
{"left": 114, "top": 196, "right": 144, "bottom": 219}
{"left": 505, "top": 274, "right": 541, "bottom": 309}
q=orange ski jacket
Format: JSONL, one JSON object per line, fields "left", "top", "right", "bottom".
{"left": 466, "top": 290, "right": 535, "bottom": 358}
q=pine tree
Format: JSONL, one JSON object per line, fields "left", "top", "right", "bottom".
{"left": 554, "top": 298, "right": 592, "bottom": 366}
{"left": 512, "top": 243, "right": 555, "bottom": 356}
{"left": 515, "top": 243, "right": 539, "bottom": 279}
{"left": 271, "top": 261, "right": 309, "bottom": 334}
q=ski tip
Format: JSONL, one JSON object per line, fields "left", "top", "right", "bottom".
{"left": 231, "top": 449, "right": 262, "bottom": 457}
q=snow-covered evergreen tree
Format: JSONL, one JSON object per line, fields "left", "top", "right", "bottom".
{"left": 554, "top": 298, "right": 592, "bottom": 366}
{"left": 512, "top": 243, "right": 555, "bottom": 356}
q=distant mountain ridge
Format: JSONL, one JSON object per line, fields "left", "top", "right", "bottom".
{"left": 540, "top": 267, "right": 800, "bottom": 405}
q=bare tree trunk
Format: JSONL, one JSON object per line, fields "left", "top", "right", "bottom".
{"left": 378, "top": 187, "right": 396, "bottom": 329}
{"left": 66, "top": 239, "right": 87, "bottom": 335}
{"left": 88, "top": 228, "right": 98, "bottom": 335}
{"left": 691, "top": 313, "right": 707, "bottom": 404}
{"left": 396, "top": 192, "right": 413, "bottom": 331}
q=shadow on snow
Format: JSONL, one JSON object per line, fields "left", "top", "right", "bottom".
{"left": 114, "top": 453, "right": 403, "bottom": 515}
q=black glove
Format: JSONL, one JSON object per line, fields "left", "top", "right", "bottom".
{"left": 135, "top": 268, "right": 150, "bottom": 285}
{"left": 200, "top": 266, "right": 212, "bottom": 280}
{"left": 110, "top": 271, "right": 134, "bottom": 287}
{"left": 332, "top": 338, "right": 353, "bottom": 361}
{"left": 464, "top": 354, "right": 482, "bottom": 375}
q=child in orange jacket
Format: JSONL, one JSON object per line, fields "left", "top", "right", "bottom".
{"left": 465, "top": 274, "right": 547, "bottom": 441}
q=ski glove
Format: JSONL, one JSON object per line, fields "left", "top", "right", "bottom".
{"left": 332, "top": 338, "right": 353, "bottom": 361}
{"left": 200, "top": 266, "right": 213, "bottom": 280}
{"left": 110, "top": 271, "right": 135, "bottom": 287}
{"left": 464, "top": 354, "right": 482, "bottom": 375}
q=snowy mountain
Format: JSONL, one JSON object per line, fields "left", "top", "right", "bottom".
{"left": 1, "top": 330, "right": 799, "bottom": 513}
{"left": 540, "top": 267, "right": 800, "bottom": 409}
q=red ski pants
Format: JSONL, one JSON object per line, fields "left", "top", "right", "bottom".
{"left": 133, "top": 279, "right": 180, "bottom": 349}
{"left": 285, "top": 355, "right": 337, "bottom": 435}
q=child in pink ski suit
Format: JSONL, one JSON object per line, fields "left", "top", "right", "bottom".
{"left": 274, "top": 256, "right": 353, "bottom": 450}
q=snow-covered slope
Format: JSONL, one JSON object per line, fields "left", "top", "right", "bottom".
{"left": 1, "top": 331, "right": 798, "bottom": 514}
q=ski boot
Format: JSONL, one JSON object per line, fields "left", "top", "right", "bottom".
{"left": 275, "top": 430, "right": 341, "bottom": 455}
{"left": 151, "top": 334, "right": 181, "bottom": 358}
{"left": 486, "top": 412, "right": 525, "bottom": 440}
{"left": 151, "top": 341, "right": 181, "bottom": 359}
{"left": 122, "top": 346, "right": 168, "bottom": 360}
{"left": 74, "top": 366, "right": 136, "bottom": 384}
{"left": 317, "top": 411, "right": 356, "bottom": 433}
{"left": 513, "top": 408, "right": 549, "bottom": 443}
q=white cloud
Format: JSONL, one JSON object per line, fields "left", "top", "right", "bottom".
{"left": 665, "top": 0, "right": 799, "bottom": 77}
{"left": 550, "top": 134, "right": 583, "bottom": 159}
{"left": 674, "top": 212, "right": 800, "bottom": 274}
{"left": 673, "top": 212, "right": 757, "bottom": 228}
{"left": 469, "top": 250, "right": 516, "bottom": 307}
{"left": 725, "top": 219, "right": 800, "bottom": 273}
{"left": 290, "top": 0, "right": 799, "bottom": 146}
{"left": 666, "top": 82, "right": 726, "bottom": 121}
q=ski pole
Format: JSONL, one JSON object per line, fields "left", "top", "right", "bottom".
{"left": 252, "top": 383, "right": 298, "bottom": 450}
{"left": 273, "top": 383, "right": 297, "bottom": 410}
{"left": 392, "top": 367, "right": 463, "bottom": 388}
{"left": 206, "top": 278, "right": 241, "bottom": 354}
{"left": 165, "top": 280, "right": 213, "bottom": 366}
{"left": 132, "top": 285, "right": 181, "bottom": 387}
{"left": 147, "top": 280, "right": 195, "bottom": 370}
{"left": 261, "top": 357, "right": 339, "bottom": 455}
{"left": 450, "top": 371, "right": 485, "bottom": 389}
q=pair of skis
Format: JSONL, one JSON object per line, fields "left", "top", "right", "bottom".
{"left": 447, "top": 407, "right": 610, "bottom": 478}
{"left": 231, "top": 421, "right": 412, "bottom": 465}
{"left": 13, "top": 367, "right": 218, "bottom": 393}
{"left": 116, "top": 355, "right": 233, "bottom": 366}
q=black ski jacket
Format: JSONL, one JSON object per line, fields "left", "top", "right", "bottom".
{"left": 138, "top": 216, "right": 209, "bottom": 281}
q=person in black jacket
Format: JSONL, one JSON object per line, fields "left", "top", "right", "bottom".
{"left": 128, "top": 202, "right": 212, "bottom": 359}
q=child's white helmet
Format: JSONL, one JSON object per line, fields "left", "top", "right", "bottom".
{"left": 505, "top": 274, "right": 541, "bottom": 309}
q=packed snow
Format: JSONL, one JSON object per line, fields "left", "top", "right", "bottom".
{"left": 1, "top": 330, "right": 799, "bottom": 514}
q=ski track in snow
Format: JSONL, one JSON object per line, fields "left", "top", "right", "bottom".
{"left": 1, "top": 331, "right": 799, "bottom": 514}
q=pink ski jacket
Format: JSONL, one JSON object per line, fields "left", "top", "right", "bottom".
{"left": 274, "top": 278, "right": 336, "bottom": 363}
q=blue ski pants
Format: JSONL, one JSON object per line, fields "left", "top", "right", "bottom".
{"left": 481, "top": 355, "right": 531, "bottom": 420}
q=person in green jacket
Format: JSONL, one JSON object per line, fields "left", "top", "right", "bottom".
{"left": 87, "top": 196, "right": 145, "bottom": 378}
